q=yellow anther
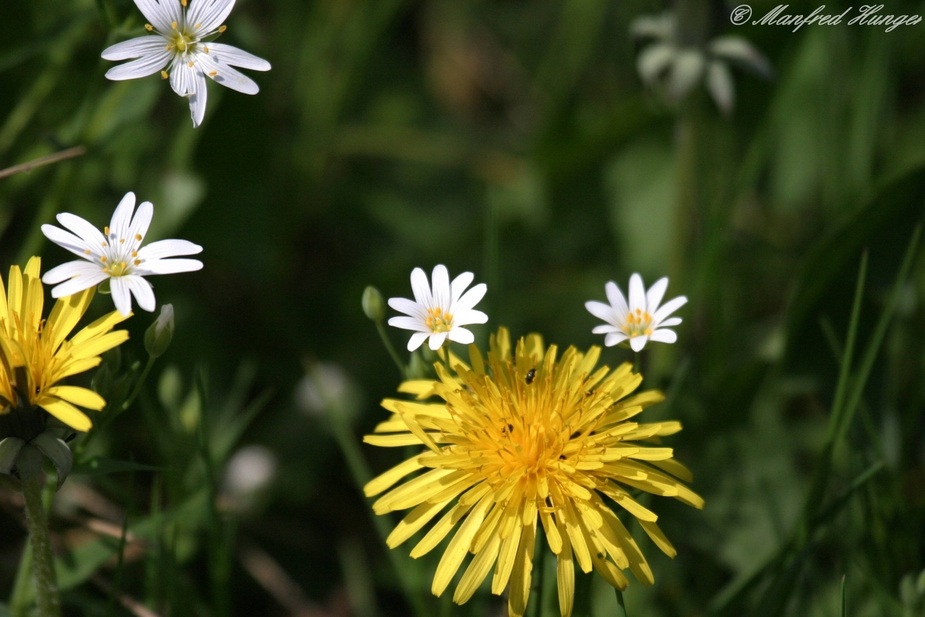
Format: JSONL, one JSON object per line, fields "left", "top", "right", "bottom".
{"left": 83, "top": 249, "right": 91, "bottom": 255}
{"left": 188, "top": 60, "right": 194, "bottom": 67}
{"left": 135, "top": 233, "right": 142, "bottom": 241}
{"left": 161, "top": 70, "right": 169, "bottom": 79}
{"left": 134, "top": 259, "right": 142, "bottom": 266}
{"left": 218, "top": 25, "right": 227, "bottom": 33}
{"left": 145, "top": 23, "right": 154, "bottom": 31}
{"left": 203, "top": 45, "right": 209, "bottom": 53}
{"left": 181, "top": 0, "right": 187, "bottom": 6}
{"left": 209, "top": 70, "right": 217, "bottom": 77}
{"left": 194, "top": 23, "right": 202, "bottom": 29}
{"left": 104, "top": 226, "right": 110, "bottom": 235}
{"left": 171, "top": 21, "right": 178, "bottom": 30}
{"left": 100, "top": 256, "right": 108, "bottom": 263}
{"left": 119, "top": 238, "right": 125, "bottom": 244}
{"left": 131, "top": 250, "right": 139, "bottom": 257}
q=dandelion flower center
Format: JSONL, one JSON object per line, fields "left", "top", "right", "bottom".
{"left": 425, "top": 307, "right": 454, "bottom": 333}
{"left": 622, "top": 308, "right": 654, "bottom": 337}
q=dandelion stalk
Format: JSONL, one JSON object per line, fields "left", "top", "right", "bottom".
{"left": 19, "top": 450, "right": 61, "bottom": 617}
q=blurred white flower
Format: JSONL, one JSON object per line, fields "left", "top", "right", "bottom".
{"left": 388, "top": 265, "right": 488, "bottom": 352}
{"left": 101, "top": 0, "right": 271, "bottom": 127}
{"left": 295, "top": 361, "right": 362, "bottom": 421}
{"left": 632, "top": 11, "right": 771, "bottom": 115}
{"left": 41, "top": 191, "right": 203, "bottom": 316}
{"left": 585, "top": 274, "right": 687, "bottom": 351}
{"left": 221, "top": 445, "right": 277, "bottom": 512}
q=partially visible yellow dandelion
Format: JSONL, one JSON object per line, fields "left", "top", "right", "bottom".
{"left": 0, "top": 257, "right": 130, "bottom": 433}
{"left": 364, "top": 327, "right": 703, "bottom": 617}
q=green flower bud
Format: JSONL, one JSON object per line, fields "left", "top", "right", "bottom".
{"left": 362, "top": 286, "right": 386, "bottom": 322}
{"left": 144, "top": 304, "right": 175, "bottom": 358}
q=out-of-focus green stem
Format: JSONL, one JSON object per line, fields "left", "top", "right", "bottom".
{"left": 374, "top": 320, "right": 406, "bottom": 377}
{"left": 327, "top": 411, "right": 427, "bottom": 617}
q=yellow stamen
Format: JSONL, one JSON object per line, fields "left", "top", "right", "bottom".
{"left": 145, "top": 23, "right": 154, "bottom": 31}
{"left": 103, "top": 226, "right": 110, "bottom": 236}
{"left": 119, "top": 238, "right": 125, "bottom": 244}
{"left": 83, "top": 249, "right": 91, "bottom": 255}
{"left": 161, "top": 70, "right": 169, "bottom": 79}
{"left": 181, "top": 0, "right": 187, "bottom": 6}
{"left": 171, "top": 21, "right": 178, "bottom": 30}
{"left": 424, "top": 307, "right": 453, "bottom": 333}
{"left": 188, "top": 60, "right": 194, "bottom": 67}
{"left": 134, "top": 233, "right": 142, "bottom": 241}
{"left": 218, "top": 25, "right": 227, "bottom": 33}
{"left": 209, "top": 70, "right": 217, "bottom": 77}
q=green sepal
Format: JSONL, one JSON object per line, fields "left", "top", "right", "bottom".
{"left": 32, "top": 433, "right": 73, "bottom": 490}
{"left": 0, "top": 437, "right": 26, "bottom": 475}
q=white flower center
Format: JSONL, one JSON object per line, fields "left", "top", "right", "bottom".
{"left": 95, "top": 226, "right": 145, "bottom": 278}
{"left": 622, "top": 308, "right": 654, "bottom": 338}
{"left": 425, "top": 307, "right": 453, "bottom": 333}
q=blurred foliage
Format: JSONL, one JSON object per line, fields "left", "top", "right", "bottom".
{"left": 1, "top": 0, "right": 924, "bottom": 615}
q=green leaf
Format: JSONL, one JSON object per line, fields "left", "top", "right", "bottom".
{"left": 0, "top": 437, "right": 26, "bottom": 475}
{"left": 73, "top": 456, "right": 163, "bottom": 477}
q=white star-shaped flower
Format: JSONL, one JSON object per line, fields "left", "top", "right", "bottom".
{"left": 101, "top": 0, "right": 271, "bottom": 127}
{"left": 41, "top": 191, "right": 203, "bottom": 316}
{"left": 388, "top": 265, "right": 488, "bottom": 352}
{"left": 585, "top": 273, "right": 687, "bottom": 351}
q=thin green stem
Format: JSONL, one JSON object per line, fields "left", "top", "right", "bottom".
{"left": 328, "top": 413, "right": 428, "bottom": 617}
{"left": 615, "top": 588, "right": 629, "bottom": 617}
{"left": 374, "top": 320, "right": 406, "bottom": 377}
{"left": 121, "top": 355, "right": 157, "bottom": 412}
{"left": 21, "top": 472, "right": 61, "bottom": 617}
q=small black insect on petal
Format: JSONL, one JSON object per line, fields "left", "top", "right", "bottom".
{"left": 525, "top": 368, "right": 536, "bottom": 385}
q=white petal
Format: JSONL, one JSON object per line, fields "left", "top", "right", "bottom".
{"left": 629, "top": 335, "right": 649, "bottom": 352}
{"left": 388, "top": 316, "right": 425, "bottom": 332}
{"left": 56, "top": 212, "right": 107, "bottom": 246}
{"left": 43, "top": 260, "right": 104, "bottom": 285}
{"left": 110, "top": 277, "right": 133, "bottom": 316}
{"left": 645, "top": 277, "right": 669, "bottom": 311}
{"left": 628, "top": 274, "right": 646, "bottom": 312}
{"left": 49, "top": 270, "right": 110, "bottom": 299}
{"left": 649, "top": 329, "right": 678, "bottom": 344}
{"left": 169, "top": 59, "right": 199, "bottom": 96}
{"left": 101, "top": 36, "right": 171, "bottom": 61}
{"left": 604, "top": 332, "right": 629, "bottom": 347}
{"left": 133, "top": 0, "right": 181, "bottom": 32}
{"left": 409, "top": 268, "right": 431, "bottom": 305}
{"left": 187, "top": 0, "right": 236, "bottom": 34}
{"left": 585, "top": 300, "right": 616, "bottom": 324}
{"left": 137, "top": 258, "right": 203, "bottom": 275}
{"left": 406, "top": 332, "right": 429, "bottom": 352}
{"left": 449, "top": 271, "right": 474, "bottom": 301}
{"left": 387, "top": 297, "right": 425, "bottom": 319}
{"left": 453, "top": 283, "right": 486, "bottom": 314}
{"left": 448, "top": 328, "right": 474, "bottom": 345}
{"left": 430, "top": 266, "right": 450, "bottom": 309}
{"left": 592, "top": 325, "right": 618, "bottom": 335}
{"left": 126, "top": 276, "right": 157, "bottom": 312}
{"left": 105, "top": 52, "right": 173, "bottom": 81}
{"left": 454, "top": 309, "right": 487, "bottom": 326}
{"left": 137, "top": 238, "right": 203, "bottom": 260}
{"left": 657, "top": 317, "right": 682, "bottom": 328}
{"left": 427, "top": 332, "right": 448, "bottom": 351}
{"left": 188, "top": 70, "right": 208, "bottom": 127}
{"left": 197, "top": 52, "right": 260, "bottom": 94}
{"left": 207, "top": 43, "right": 271, "bottom": 71}
{"left": 653, "top": 296, "right": 687, "bottom": 322}
{"left": 41, "top": 224, "right": 98, "bottom": 260}
{"left": 129, "top": 200, "right": 154, "bottom": 244}
{"left": 604, "top": 281, "right": 629, "bottom": 318}
{"left": 110, "top": 192, "right": 137, "bottom": 240}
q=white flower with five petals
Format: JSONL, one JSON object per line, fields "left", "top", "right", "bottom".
{"left": 101, "top": 0, "right": 271, "bottom": 127}
{"left": 585, "top": 274, "right": 687, "bottom": 351}
{"left": 388, "top": 265, "right": 488, "bottom": 352}
{"left": 41, "top": 192, "right": 203, "bottom": 316}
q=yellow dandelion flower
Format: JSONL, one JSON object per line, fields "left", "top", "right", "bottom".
{"left": 0, "top": 257, "right": 130, "bottom": 433}
{"left": 364, "top": 327, "right": 704, "bottom": 617}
